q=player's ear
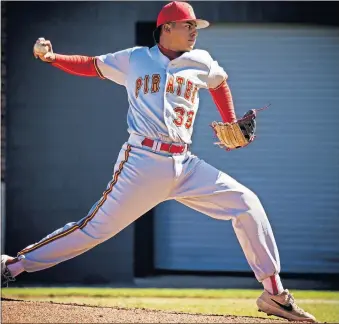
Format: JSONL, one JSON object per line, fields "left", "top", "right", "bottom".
{"left": 163, "top": 23, "right": 171, "bottom": 33}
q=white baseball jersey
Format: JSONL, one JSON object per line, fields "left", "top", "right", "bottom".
{"left": 96, "top": 45, "right": 227, "bottom": 144}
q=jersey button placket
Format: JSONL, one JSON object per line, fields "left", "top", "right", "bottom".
{"left": 165, "top": 66, "right": 177, "bottom": 140}
{"left": 163, "top": 68, "right": 171, "bottom": 137}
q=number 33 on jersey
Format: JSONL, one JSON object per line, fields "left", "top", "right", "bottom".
{"left": 95, "top": 45, "right": 227, "bottom": 144}
{"left": 136, "top": 73, "right": 196, "bottom": 130}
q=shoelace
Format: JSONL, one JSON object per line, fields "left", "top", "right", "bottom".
{"left": 287, "top": 293, "right": 306, "bottom": 315}
{"left": 2, "top": 266, "right": 16, "bottom": 287}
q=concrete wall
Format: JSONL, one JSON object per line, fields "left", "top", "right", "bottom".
{"left": 5, "top": 2, "right": 141, "bottom": 284}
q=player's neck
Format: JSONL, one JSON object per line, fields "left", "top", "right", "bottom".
{"left": 157, "top": 43, "right": 182, "bottom": 61}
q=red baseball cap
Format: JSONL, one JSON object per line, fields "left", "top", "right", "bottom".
{"left": 157, "top": 1, "right": 209, "bottom": 29}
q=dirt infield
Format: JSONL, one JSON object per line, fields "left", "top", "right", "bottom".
{"left": 2, "top": 298, "right": 287, "bottom": 323}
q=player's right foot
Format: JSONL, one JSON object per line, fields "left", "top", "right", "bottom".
{"left": 257, "top": 289, "right": 316, "bottom": 322}
{"left": 1, "top": 255, "right": 16, "bottom": 287}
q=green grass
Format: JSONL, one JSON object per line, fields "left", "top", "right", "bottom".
{"left": 3, "top": 287, "right": 339, "bottom": 299}
{"left": 2, "top": 288, "right": 339, "bottom": 323}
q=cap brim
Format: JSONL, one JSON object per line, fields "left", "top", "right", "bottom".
{"left": 164, "top": 18, "right": 210, "bottom": 29}
{"left": 195, "top": 19, "right": 210, "bottom": 29}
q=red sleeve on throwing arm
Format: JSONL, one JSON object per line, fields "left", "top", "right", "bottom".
{"left": 209, "top": 80, "right": 237, "bottom": 123}
{"left": 51, "top": 54, "right": 104, "bottom": 78}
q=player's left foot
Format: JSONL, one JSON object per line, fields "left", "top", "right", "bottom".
{"left": 257, "top": 289, "right": 317, "bottom": 322}
{"left": 1, "top": 255, "right": 16, "bottom": 287}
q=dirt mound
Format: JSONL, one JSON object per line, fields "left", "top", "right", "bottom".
{"left": 1, "top": 299, "right": 287, "bottom": 323}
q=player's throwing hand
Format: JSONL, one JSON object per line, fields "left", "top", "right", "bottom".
{"left": 33, "top": 37, "right": 55, "bottom": 62}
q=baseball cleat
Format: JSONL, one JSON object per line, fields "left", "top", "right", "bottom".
{"left": 1, "top": 255, "right": 16, "bottom": 287}
{"left": 256, "top": 289, "right": 316, "bottom": 322}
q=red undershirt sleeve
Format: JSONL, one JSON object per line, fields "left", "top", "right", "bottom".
{"left": 209, "top": 80, "right": 237, "bottom": 123}
{"left": 51, "top": 54, "right": 104, "bottom": 79}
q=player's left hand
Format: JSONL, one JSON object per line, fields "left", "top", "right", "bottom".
{"left": 211, "top": 109, "right": 257, "bottom": 151}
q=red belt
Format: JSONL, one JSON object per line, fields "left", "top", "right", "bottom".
{"left": 141, "top": 138, "right": 187, "bottom": 154}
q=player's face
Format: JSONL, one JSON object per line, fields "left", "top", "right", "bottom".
{"left": 168, "top": 21, "right": 198, "bottom": 51}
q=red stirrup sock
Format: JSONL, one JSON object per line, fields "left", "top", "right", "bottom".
{"left": 262, "top": 274, "right": 284, "bottom": 295}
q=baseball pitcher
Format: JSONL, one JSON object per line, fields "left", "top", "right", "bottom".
{"left": 2, "top": 2, "right": 316, "bottom": 322}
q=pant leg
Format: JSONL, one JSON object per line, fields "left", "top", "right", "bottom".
{"left": 17, "top": 144, "right": 173, "bottom": 272}
{"left": 172, "top": 155, "right": 280, "bottom": 282}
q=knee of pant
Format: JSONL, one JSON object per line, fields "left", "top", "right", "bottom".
{"left": 240, "top": 187, "right": 263, "bottom": 210}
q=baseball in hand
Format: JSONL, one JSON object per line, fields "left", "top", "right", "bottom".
{"left": 33, "top": 37, "right": 51, "bottom": 59}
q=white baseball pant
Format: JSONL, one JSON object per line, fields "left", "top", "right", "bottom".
{"left": 17, "top": 133, "right": 280, "bottom": 282}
